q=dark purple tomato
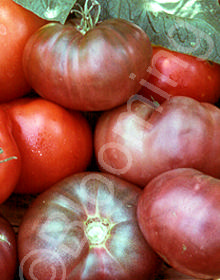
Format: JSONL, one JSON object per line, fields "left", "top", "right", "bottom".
{"left": 0, "top": 214, "right": 17, "bottom": 280}
{"left": 137, "top": 168, "right": 220, "bottom": 279}
{"left": 18, "top": 172, "right": 161, "bottom": 280}
{"left": 94, "top": 96, "right": 220, "bottom": 187}
{"left": 23, "top": 18, "right": 152, "bottom": 111}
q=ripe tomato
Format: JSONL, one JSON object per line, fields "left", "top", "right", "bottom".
{"left": 18, "top": 172, "right": 161, "bottom": 280}
{"left": 1, "top": 97, "right": 93, "bottom": 194}
{"left": 23, "top": 18, "right": 152, "bottom": 111}
{"left": 137, "top": 168, "right": 220, "bottom": 279}
{"left": 0, "top": 108, "right": 21, "bottom": 203}
{"left": 0, "top": 215, "right": 17, "bottom": 280}
{"left": 94, "top": 96, "right": 220, "bottom": 187}
{"left": 139, "top": 46, "right": 220, "bottom": 104}
{"left": 0, "top": 0, "right": 47, "bottom": 102}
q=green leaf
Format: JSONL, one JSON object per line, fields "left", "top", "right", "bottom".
{"left": 13, "top": 0, "right": 77, "bottom": 24}
{"left": 92, "top": 0, "right": 220, "bottom": 64}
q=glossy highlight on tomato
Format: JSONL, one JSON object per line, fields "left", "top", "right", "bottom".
{"left": 23, "top": 18, "right": 152, "bottom": 111}
{"left": 18, "top": 172, "right": 161, "bottom": 280}
{"left": 1, "top": 97, "right": 93, "bottom": 194}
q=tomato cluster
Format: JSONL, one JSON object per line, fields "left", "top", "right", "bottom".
{"left": 0, "top": 1, "right": 220, "bottom": 280}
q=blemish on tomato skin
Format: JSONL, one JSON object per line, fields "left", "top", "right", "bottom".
{"left": 0, "top": 24, "right": 7, "bottom": 35}
{"left": 194, "top": 184, "right": 201, "bottom": 191}
{"left": 182, "top": 244, "right": 187, "bottom": 252}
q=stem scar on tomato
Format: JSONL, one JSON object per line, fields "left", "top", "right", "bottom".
{"left": 71, "top": 0, "right": 101, "bottom": 35}
{"left": 0, "top": 147, "right": 17, "bottom": 163}
{"left": 84, "top": 215, "right": 115, "bottom": 248}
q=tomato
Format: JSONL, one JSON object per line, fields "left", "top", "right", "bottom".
{"left": 0, "top": 0, "right": 47, "bottom": 102}
{"left": 0, "top": 108, "right": 21, "bottom": 203}
{"left": 1, "top": 97, "right": 93, "bottom": 194}
{"left": 94, "top": 95, "right": 220, "bottom": 187}
{"left": 137, "top": 168, "right": 220, "bottom": 279}
{"left": 138, "top": 46, "right": 220, "bottom": 104}
{"left": 23, "top": 18, "right": 152, "bottom": 111}
{"left": 18, "top": 172, "right": 161, "bottom": 280}
{"left": 0, "top": 214, "right": 17, "bottom": 280}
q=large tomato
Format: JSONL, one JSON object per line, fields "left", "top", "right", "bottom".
{"left": 138, "top": 46, "right": 220, "bottom": 104}
{"left": 0, "top": 0, "right": 47, "bottom": 102}
{"left": 94, "top": 95, "right": 220, "bottom": 187}
{"left": 23, "top": 18, "right": 152, "bottom": 111}
{"left": 18, "top": 172, "right": 161, "bottom": 280}
{"left": 0, "top": 214, "right": 17, "bottom": 280}
{"left": 137, "top": 168, "right": 220, "bottom": 279}
{"left": 0, "top": 108, "right": 21, "bottom": 203}
{"left": 1, "top": 97, "right": 93, "bottom": 194}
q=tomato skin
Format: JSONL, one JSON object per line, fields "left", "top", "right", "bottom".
{"left": 18, "top": 172, "right": 161, "bottom": 280}
{"left": 94, "top": 96, "right": 220, "bottom": 187}
{"left": 23, "top": 18, "right": 152, "bottom": 111}
{"left": 0, "top": 108, "right": 21, "bottom": 203}
{"left": 1, "top": 98, "right": 93, "bottom": 194}
{"left": 0, "top": 215, "right": 17, "bottom": 280}
{"left": 139, "top": 46, "right": 220, "bottom": 104}
{"left": 0, "top": 0, "right": 47, "bottom": 102}
{"left": 137, "top": 168, "right": 220, "bottom": 279}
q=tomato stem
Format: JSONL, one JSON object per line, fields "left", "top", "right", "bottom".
{"left": 0, "top": 148, "right": 17, "bottom": 163}
{"left": 72, "top": 0, "right": 101, "bottom": 35}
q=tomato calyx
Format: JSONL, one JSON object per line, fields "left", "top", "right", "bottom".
{"left": 0, "top": 148, "right": 17, "bottom": 163}
{"left": 84, "top": 216, "right": 113, "bottom": 246}
{"left": 72, "top": 0, "right": 101, "bottom": 35}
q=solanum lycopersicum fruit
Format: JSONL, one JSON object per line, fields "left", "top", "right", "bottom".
{"left": 23, "top": 18, "right": 152, "bottom": 111}
{"left": 1, "top": 97, "right": 93, "bottom": 194}
{"left": 139, "top": 46, "right": 220, "bottom": 104}
{"left": 94, "top": 95, "right": 220, "bottom": 187}
{"left": 18, "top": 172, "right": 161, "bottom": 280}
{"left": 0, "top": 214, "right": 17, "bottom": 280}
{"left": 137, "top": 168, "right": 220, "bottom": 279}
{"left": 0, "top": 0, "right": 47, "bottom": 102}
{"left": 0, "top": 108, "right": 21, "bottom": 203}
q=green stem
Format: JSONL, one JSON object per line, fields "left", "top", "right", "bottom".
{"left": 71, "top": 0, "right": 101, "bottom": 35}
{"left": 0, "top": 148, "right": 17, "bottom": 163}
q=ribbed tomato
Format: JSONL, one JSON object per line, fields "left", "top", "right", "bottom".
{"left": 23, "top": 18, "right": 152, "bottom": 111}
{"left": 18, "top": 172, "right": 161, "bottom": 280}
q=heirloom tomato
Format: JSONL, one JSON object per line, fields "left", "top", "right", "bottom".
{"left": 94, "top": 95, "right": 220, "bottom": 187}
{"left": 18, "top": 172, "right": 161, "bottom": 280}
{"left": 23, "top": 17, "right": 152, "bottom": 111}
{"left": 1, "top": 98, "right": 93, "bottom": 194}
{"left": 137, "top": 168, "right": 220, "bottom": 279}
{"left": 0, "top": 108, "right": 21, "bottom": 203}
{"left": 139, "top": 46, "right": 220, "bottom": 104}
{"left": 0, "top": 0, "right": 47, "bottom": 102}
{"left": 0, "top": 215, "right": 17, "bottom": 280}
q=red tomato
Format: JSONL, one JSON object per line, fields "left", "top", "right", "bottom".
{"left": 0, "top": 108, "right": 21, "bottom": 203}
{"left": 18, "top": 172, "right": 161, "bottom": 280}
{"left": 0, "top": 215, "right": 17, "bottom": 280}
{"left": 137, "top": 168, "right": 220, "bottom": 279}
{"left": 0, "top": 0, "right": 47, "bottom": 102}
{"left": 139, "top": 46, "right": 220, "bottom": 104}
{"left": 94, "top": 96, "right": 220, "bottom": 187}
{"left": 2, "top": 98, "right": 93, "bottom": 194}
{"left": 23, "top": 18, "right": 152, "bottom": 111}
